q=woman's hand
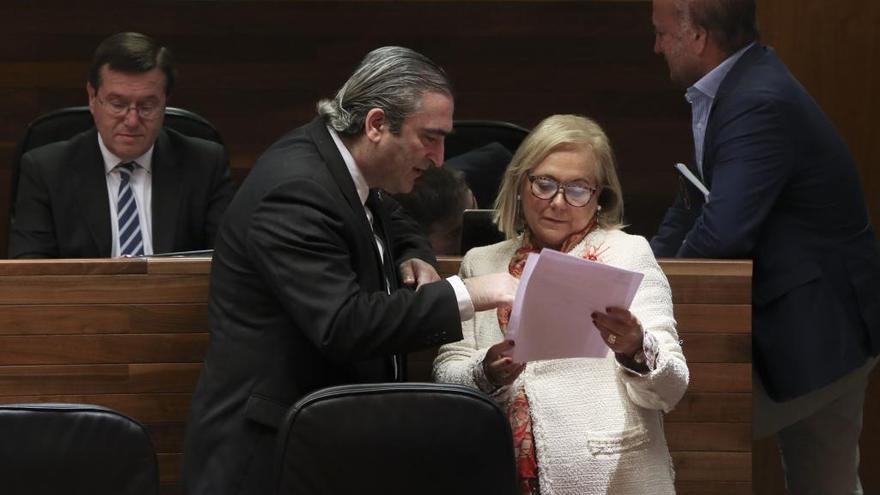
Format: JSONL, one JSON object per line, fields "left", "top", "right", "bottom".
{"left": 482, "top": 340, "right": 526, "bottom": 387}
{"left": 592, "top": 307, "right": 644, "bottom": 358}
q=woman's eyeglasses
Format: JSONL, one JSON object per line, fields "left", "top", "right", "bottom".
{"left": 527, "top": 174, "right": 597, "bottom": 207}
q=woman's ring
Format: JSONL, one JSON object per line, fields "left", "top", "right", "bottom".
{"left": 607, "top": 334, "right": 617, "bottom": 345}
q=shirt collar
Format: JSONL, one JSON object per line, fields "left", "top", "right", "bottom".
{"left": 98, "top": 132, "right": 154, "bottom": 174}
{"left": 327, "top": 125, "right": 369, "bottom": 206}
{"left": 687, "top": 42, "right": 755, "bottom": 101}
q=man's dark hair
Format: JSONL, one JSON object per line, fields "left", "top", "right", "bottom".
{"left": 88, "top": 32, "right": 176, "bottom": 95}
{"left": 685, "top": 0, "right": 760, "bottom": 54}
{"left": 393, "top": 166, "right": 470, "bottom": 233}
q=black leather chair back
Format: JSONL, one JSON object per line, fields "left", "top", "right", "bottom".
{"left": 275, "top": 383, "right": 518, "bottom": 495}
{"left": 9, "top": 106, "right": 223, "bottom": 216}
{"left": 445, "top": 119, "right": 529, "bottom": 159}
{"left": 0, "top": 403, "right": 159, "bottom": 495}
{"left": 442, "top": 120, "right": 528, "bottom": 209}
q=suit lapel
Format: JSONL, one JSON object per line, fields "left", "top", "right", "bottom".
{"left": 307, "top": 119, "right": 402, "bottom": 380}
{"left": 151, "top": 130, "right": 182, "bottom": 253}
{"left": 306, "top": 120, "right": 380, "bottom": 248}
{"left": 73, "top": 129, "right": 113, "bottom": 256}
{"left": 702, "top": 43, "right": 766, "bottom": 189}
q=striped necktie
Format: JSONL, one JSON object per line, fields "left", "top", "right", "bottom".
{"left": 116, "top": 162, "right": 144, "bottom": 256}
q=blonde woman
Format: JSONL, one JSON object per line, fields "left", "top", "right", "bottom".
{"left": 434, "top": 115, "right": 688, "bottom": 495}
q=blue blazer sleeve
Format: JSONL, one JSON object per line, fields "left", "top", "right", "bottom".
{"left": 677, "top": 93, "right": 793, "bottom": 258}
{"left": 650, "top": 185, "right": 700, "bottom": 257}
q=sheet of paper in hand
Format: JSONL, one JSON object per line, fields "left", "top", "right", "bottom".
{"left": 507, "top": 248, "right": 644, "bottom": 362}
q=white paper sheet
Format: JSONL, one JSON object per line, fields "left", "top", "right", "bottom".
{"left": 507, "top": 248, "right": 644, "bottom": 363}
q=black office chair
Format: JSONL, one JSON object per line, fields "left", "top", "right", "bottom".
{"left": 445, "top": 120, "right": 529, "bottom": 159}
{"left": 9, "top": 106, "right": 224, "bottom": 216}
{"left": 443, "top": 121, "right": 529, "bottom": 209}
{"left": 275, "top": 382, "right": 518, "bottom": 495}
{"left": 0, "top": 403, "right": 159, "bottom": 495}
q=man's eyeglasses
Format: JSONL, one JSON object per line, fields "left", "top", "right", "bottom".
{"left": 527, "top": 174, "right": 597, "bottom": 207}
{"left": 96, "top": 96, "right": 164, "bottom": 120}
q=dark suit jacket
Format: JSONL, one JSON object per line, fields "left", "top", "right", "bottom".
{"left": 651, "top": 44, "right": 880, "bottom": 401}
{"left": 182, "top": 118, "right": 462, "bottom": 495}
{"left": 8, "top": 127, "right": 234, "bottom": 258}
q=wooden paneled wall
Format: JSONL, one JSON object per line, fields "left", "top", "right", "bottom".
{"left": 2, "top": 1, "right": 873, "bottom": 233}
{"left": 759, "top": 0, "right": 880, "bottom": 233}
{"left": 0, "top": 257, "right": 751, "bottom": 495}
{"left": 2, "top": 1, "right": 874, "bottom": 246}
{"left": 0, "top": 0, "right": 691, "bottom": 255}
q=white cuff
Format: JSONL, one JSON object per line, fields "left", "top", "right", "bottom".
{"left": 447, "top": 275, "right": 475, "bottom": 322}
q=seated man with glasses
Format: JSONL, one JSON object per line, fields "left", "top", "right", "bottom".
{"left": 434, "top": 114, "right": 688, "bottom": 494}
{"left": 9, "top": 32, "right": 234, "bottom": 258}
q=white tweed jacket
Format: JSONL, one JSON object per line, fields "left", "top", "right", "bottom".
{"left": 433, "top": 228, "right": 689, "bottom": 495}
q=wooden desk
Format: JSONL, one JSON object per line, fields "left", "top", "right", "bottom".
{"left": 0, "top": 257, "right": 751, "bottom": 494}
{"left": 0, "top": 258, "right": 211, "bottom": 495}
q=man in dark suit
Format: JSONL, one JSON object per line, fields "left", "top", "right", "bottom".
{"left": 8, "top": 32, "right": 234, "bottom": 258}
{"left": 182, "top": 46, "right": 517, "bottom": 495}
{"left": 650, "top": 0, "right": 880, "bottom": 492}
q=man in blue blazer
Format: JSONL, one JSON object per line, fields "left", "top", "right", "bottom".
{"left": 650, "top": 0, "right": 880, "bottom": 492}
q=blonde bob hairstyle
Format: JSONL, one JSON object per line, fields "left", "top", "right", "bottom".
{"left": 493, "top": 114, "right": 625, "bottom": 238}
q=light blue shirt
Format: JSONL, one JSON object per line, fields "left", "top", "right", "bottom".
{"left": 686, "top": 42, "right": 754, "bottom": 178}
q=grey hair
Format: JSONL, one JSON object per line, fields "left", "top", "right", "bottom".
{"left": 316, "top": 46, "right": 453, "bottom": 136}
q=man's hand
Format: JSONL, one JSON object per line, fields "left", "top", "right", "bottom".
{"left": 399, "top": 258, "right": 441, "bottom": 290}
{"left": 463, "top": 272, "right": 519, "bottom": 311}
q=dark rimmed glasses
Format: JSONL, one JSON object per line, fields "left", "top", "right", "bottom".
{"left": 527, "top": 173, "right": 597, "bottom": 207}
